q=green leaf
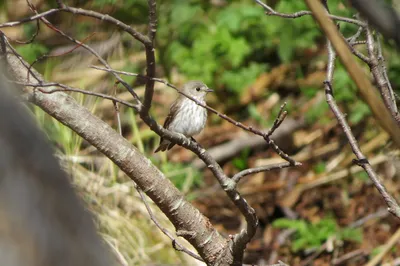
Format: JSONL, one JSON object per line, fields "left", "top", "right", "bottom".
{"left": 221, "top": 63, "right": 266, "bottom": 95}
{"left": 349, "top": 101, "right": 371, "bottom": 124}
{"left": 314, "top": 162, "right": 326, "bottom": 174}
{"left": 300, "top": 86, "right": 319, "bottom": 99}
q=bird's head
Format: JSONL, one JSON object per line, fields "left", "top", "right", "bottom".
{"left": 182, "top": 81, "right": 213, "bottom": 100}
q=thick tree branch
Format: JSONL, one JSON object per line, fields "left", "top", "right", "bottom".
{"left": 1, "top": 2, "right": 304, "bottom": 264}
{"left": 0, "top": 34, "right": 234, "bottom": 265}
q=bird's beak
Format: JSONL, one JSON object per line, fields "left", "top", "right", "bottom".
{"left": 206, "top": 88, "right": 214, "bottom": 93}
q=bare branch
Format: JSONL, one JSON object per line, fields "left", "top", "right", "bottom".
{"left": 365, "top": 25, "right": 400, "bottom": 124}
{"left": 254, "top": 0, "right": 366, "bottom": 27}
{"left": 141, "top": 0, "right": 157, "bottom": 114}
{"left": 318, "top": 3, "right": 400, "bottom": 219}
{"left": 25, "top": 3, "right": 140, "bottom": 102}
{"left": 147, "top": 0, "right": 157, "bottom": 43}
{"left": 1, "top": 33, "right": 234, "bottom": 265}
{"left": 2, "top": 2, "right": 303, "bottom": 264}
{"left": 135, "top": 185, "right": 203, "bottom": 262}
{"left": 304, "top": 0, "right": 400, "bottom": 148}
{"left": 349, "top": 0, "right": 400, "bottom": 47}
{"left": 0, "top": 9, "right": 60, "bottom": 27}
{"left": 91, "top": 66, "right": 299, "bottom": 166}
{"left": 232, "top": 161, "right": 301, "bottom": 184}
{"left": 19, "top": 82, "right": 140, "bottom": 110}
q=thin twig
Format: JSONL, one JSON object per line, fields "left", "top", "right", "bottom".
{"left": 365, "top": 25, "right": 400, "bottom": 124}
{"left": 254, "top": 0, "right": 366, "bottom": 27}
{"left": 25, "top": 2, "right": 140, "bottom": 102}
{"left": 91, "top": 66, "right": 299, "bottom": 166}
{"left": 12, "top": 19, "right": 40, "bottom": 44}
{"left": 19, "top": 82, "right": 140, "bottom": 110}
{"left": 304, "top": 0, "right": 400, "bottom": 148}
{"left": 376, "top": 34, "right": 397, "bottom": 114}
{"left": 134, "top": 184, "right": 204, "bottom": 262}
{"left": 321, "top": 14, "right": 400, "bottom": 219}
{"left": 0, "top": 9, "right": 60, "bottom": 28}
{"left": 112, "top": 82, "right": 123, "bottom": 135}
{"left": 232, "top": 162, "right": 301, "bottom": 184}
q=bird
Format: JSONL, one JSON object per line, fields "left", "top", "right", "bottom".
{"left": 154, "top": 81, "right": 213, "bottom": 153}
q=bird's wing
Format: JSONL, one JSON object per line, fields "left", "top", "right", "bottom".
{"left": 154, "top": 99, "right": 181, "bottom": 152}
{"left": 163, "top": 98, "right": 181, "bottom": 130}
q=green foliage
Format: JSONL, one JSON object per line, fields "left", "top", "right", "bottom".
{"left": 232, "top": 148, "right": 251, "bottom": 171}
{"left": 370, "top": 247, "right": 383, "bottom": 258}
{"left": 273, "top": 217, "right": 363, "bottom": 252}
{"left": 314, "top": 162, "right": 326, "bottom": 174}
{"left": 158, "top": 1, "right": 270, "bottom": 96}
{"left": 15, "top": 43, "right": 48, "bottom": 64}
{"left": 355, "top": 171, "right": 369, "bottom": 182}
{"left": 349, "top": 101, "right": 371, "bottom": 124}
{"left": 305, "top": 100, "right": 329, "bottom": 124}
{"left": 300, "top": 86, "right": 319, "bottom": 99}
{"left": 221, "top": 63, "right": 267, "bottom": 94}
{"left": 33, "top": 105, "right": 83, "bottom": 156}
{"left": 160, "top": 162, "right": 203, "bottom": 192}
{"left": 93, "top": 0, "right": 117, "bottom": 7}
{"left": 248, "top": 103, "right": 268, "bottom": 127}
{"left": 334, "top": 66, "right": 357, "bottom": 101}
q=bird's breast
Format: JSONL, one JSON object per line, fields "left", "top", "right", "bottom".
{"left": 168, "top": 99, "right": 207, "bottom": 137}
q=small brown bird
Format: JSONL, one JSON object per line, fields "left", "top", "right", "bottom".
{"left": 155, "top": 81, "right": 213, "bottom": 152}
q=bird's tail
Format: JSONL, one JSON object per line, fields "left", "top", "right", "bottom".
{"left": 154, "top": 139, "right": 175, "bottom": 153}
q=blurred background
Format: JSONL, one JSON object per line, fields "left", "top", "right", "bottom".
{"left": 2, "top": 0, "right": 400, "bottom": 265}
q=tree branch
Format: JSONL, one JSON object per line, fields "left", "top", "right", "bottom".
{"left": 317, "top": 2, "right": 400, "bottom": 220}
{"left": 0, "top": 33, "right": 234, "bottom": 265}
{"left": 304, "top": 0, "right": 400, "bottom": 148}
{"left": 254, "top": 0, "right": 366, "bottom": 27}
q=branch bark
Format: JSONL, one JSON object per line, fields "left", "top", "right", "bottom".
{"left": 0, "top": 33, "right": 234, "bottom": 265}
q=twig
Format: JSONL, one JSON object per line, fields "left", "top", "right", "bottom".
{"left": 376, "top": 34, "right": 397, "bottom": 114}
{"left": 90, "top": 66, "right": 299, "bottom": 166}
{"left": 12, "top": 19, "right": 40, "bottom": 44}
{"left": 365, "top": 25, "right": 400, "bottom": 124}
{"left": 25, "top": 2, "right": 140, "bottom": 102}
{"left": 304, "top": 0, "right": 400, "bottom": 149}
{"left": 147, "top": 0, "right": 157, "bottom": 43}
{"left": 0, "top": 9, "right": 60, "bottom": 27}
{"left": 232, "top": 162, "right": 301, "bottom": 184}
{"left": 3, "top": 2, "right": 302, "bottom": 264}
{"left": 348, "top": 208, "right": 388, "bottom": 228}
{"left": 112, "top": 82, "right": 123, "bottom": 135}
{"left": 2, "top": 17, "right": 232, "bottom": 266}
{"left": 134, "top": 184, "right": 204, "bottom": 262}
{"left": 2, "top": 36, "right": 42, "bottom": 83}
{"left": 332, "top": 249, "right": 366, "bottom": 265}
{"left": 254, "top": 0, "right": 366, "bottom": 27}
{"left": 140, "top": 0, "right": 157, "bottom": 114}
{"left": 89, "top": 2, "right": 260, "bottom": 262}
{"left": 19, "top": 82, "right": 140, "bottom": 110}
{"left": 317, "top": 2, "right": 400, "bottom": 219}
{"left": 348, "top": 0, "right": 400, "bottom": 47}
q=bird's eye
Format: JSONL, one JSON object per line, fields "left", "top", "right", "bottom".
{"left": 195, "top": 87, "right": 201, "bottom": 91}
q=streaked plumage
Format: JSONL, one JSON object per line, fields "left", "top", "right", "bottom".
{"left": 155, "top": 81, "right": 212, "bottom": 152}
